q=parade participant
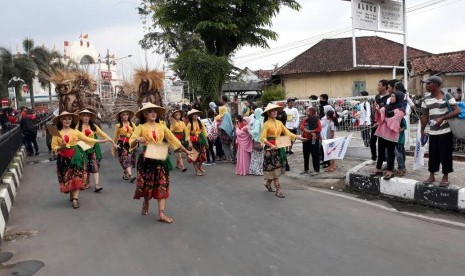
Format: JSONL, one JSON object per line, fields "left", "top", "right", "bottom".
{"left": 249, "top": 108, "right": 264, "bottom": 176}
{"left": 130, "top": 103, "right": 191, "bottom": 223}
{"left": 260, "top": 103, "right": 307, "bottom": 198}
{"left": 113, "top": 109, "right": 137, "bottom": 181}
{"left": 185, "top": 109, "right": 209, "bottom": 176}
{"left": 170, "top": 109, "right": 188, "bottom": 172}
{"left": 235, "top": 116, "right": 253, "bottom": 175}
{"left": 76, "top": 109, "right": 116, "bottom": 192}
{"left": 51, "top": 111, "right": 108, "bottom": 209}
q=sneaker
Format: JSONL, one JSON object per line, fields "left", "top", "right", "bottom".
{"left": 310, "top": 172, "right": 319, "bottom": 176}
{"left": 211, "top": 161, "right": 217, "bottom": 165}
{"left": 299, "top": 171, "right": 309, "bottom": 175}
{"left": 204, "top": 162, "right": 212, "bottom": 166}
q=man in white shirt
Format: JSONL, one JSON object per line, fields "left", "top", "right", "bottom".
{"left": 283, "top": 98, "right": 300, "bottom": 154}
{"left": 359, "top": 91, "right": 371, "bottom": 147}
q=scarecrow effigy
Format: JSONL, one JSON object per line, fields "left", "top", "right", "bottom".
{"left": 134, "top": 69, "right": 164, "bottom": 108}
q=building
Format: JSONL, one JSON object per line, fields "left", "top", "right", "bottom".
{"left": 274, "top": 36, "right": 430, "bottom": 98}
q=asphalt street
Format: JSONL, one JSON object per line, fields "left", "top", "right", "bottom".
{"left": 1, "top": 133, "right": 465, "bottom": 276}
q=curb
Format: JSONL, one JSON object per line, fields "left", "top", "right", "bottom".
{"left": 0, "top": 146, "right": 25, "bottom": 244}
{"left": 346, "top": 162, "right": 465, "bottom": 212}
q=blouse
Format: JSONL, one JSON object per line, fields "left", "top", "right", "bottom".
{"left": 184, "top": 120, "right": 208, "bottom": 139}
{"left": 113, "top": 123, "right": 135, "bottom": 142}
{"left": 170, "top": 120, "right": 187, "bottom": 133}
{"left": 260, "top": 118, "right": 296, "bottom": 144}
{"left": 76, "top": 124, "right": 111, "bottom": 147}
{"left": 51, "top": 129, "right": 100, "bottom": 153}
{"left": 129, "top": 122, "right": 182, "bottom": 151}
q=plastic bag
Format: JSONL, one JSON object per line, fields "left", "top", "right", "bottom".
{"left": 413, "top": 127, "right": 427, "bottom": 171}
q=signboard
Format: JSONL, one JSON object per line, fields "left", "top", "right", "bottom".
{"left": 352, "top": 0, "right": 403, "bottom": 33}
{"left": 168, "top": 85, "right": 184, "bottom": 103}
{"left": 8, "top": 87, "right": 15, "bottom": 99}
{"left": 101, "top": 71, "right": 112, "bottom": 80}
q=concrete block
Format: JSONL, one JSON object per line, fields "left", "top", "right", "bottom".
{"left": 10, "top": 162, "right": 22, "bottom": 179}
{"left": 414, "top": 184, "right": 459, "bottom": 210}
{"left": 0, "top": 208, "right": 5, "bottom": 240}
{"left": 380, "top": 177, "right": 418, "bottom": 200}
{"left": 347, "top": 173, "right": 380, "bottom": 195}
{"left": 458, "top": 188, "right": 465, "bottom": 211}
{"left": 0, "top": 188, "right": 12, "bottom": 216}
{"left": 8, "top": 165, "right": 20, "bottom": 186}
{"left": 13, "top": 156, "right": 23, "bottom": 172}
{"left": 2, "top": 177, "right": 16, "bottom": 199}
{"left": 3, "top": 172, "right": 18, "bottom": 188}
{"left": 345, "top": 160, "right": 373, "bottom": 185}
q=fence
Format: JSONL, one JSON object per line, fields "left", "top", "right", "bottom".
{"left": 0, "top": 125, "right": 23, "bottom": 176}
{"left": 275, "top": 96, "right": 465, "bottom": 155}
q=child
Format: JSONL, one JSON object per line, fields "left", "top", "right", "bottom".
{"left": 322, "top": 110, "right": 336, "bottom": 173}
{"left": 395, "top": 118, "right": 407, "bottom": 176}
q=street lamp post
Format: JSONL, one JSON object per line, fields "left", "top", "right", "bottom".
{"left": 8, "top": 77, "right": 25, "bottom": 109}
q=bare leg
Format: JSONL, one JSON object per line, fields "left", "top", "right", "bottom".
{"left": 71, "top": 190, "right": 80, "bottom": 208}
{"left": 423, "top": 172, "right": 435, "bottom": 184}
{"left": 273, "top": 178, "right": 285, "bottom": 198}
{"left": 157, "top": 199, "right": 173, "bottom": 223}
{"left": 141, "top": 197, "right": 149, "bottom": 215}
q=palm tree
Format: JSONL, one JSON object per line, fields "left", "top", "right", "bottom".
{"left": 0, "top": 46, "right": 34, "bottom": 103}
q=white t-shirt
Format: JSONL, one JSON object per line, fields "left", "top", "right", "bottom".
{"left": 320, "top": 117, "right": 335, "bottom": 140}
{"left": 283, "top": 107, "right": 300, "bottom": 130}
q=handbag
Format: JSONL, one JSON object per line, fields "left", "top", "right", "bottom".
{"left": 444, "top": 92, "right": 465, "bottom": 138}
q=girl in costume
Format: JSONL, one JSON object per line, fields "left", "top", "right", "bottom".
{"left": 170, "top": 110, "right": 188, "bottom": 172}
{"left": 185, "top": 109, "right": 209, "bottom": 176}
{"left": 113, "top": 109, "right": 137, "bottom": 181}
{"left": 235, "top": 116, "right": 253, "bottom": 175}
{"left": 130, "top": 103, "right": 191, "bottom": 223}
{"left": 260, "top": 104, "right": 307, "bottom": 198}
{"left": 51, "top": 112, "right": 108, "bottom": 209}
{"left": 249, "top": 108, "right": 264, "bottom": 176}
{"left": 76, "top": 109, "right": 117, "bottom": 192}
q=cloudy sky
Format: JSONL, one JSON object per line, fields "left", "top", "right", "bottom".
{"left": 1, "top": 0, "right": 464, "bottom": 76}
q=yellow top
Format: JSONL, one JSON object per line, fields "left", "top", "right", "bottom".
{"left": 51, "top": 129, "right": 100, "bottom": 153}
{"left": 129, "top": 122, "right": 182, "bottom": 152}
{"left": 170, "top": 120, "right": 186, "bottom": 133}
{"left": 185, "top": 120, "right": 208, "bottom": 138}
{"left": 76, "top": 124, "right": 111, "bottom": 146}
{"left": 113, "top": 122, "right": 135, "bottom": 141}
{"left": 260, "top": 118, "right": 296, "bottom": 144}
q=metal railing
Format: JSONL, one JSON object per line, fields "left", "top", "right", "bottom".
{"left": 275, "top": 96, "right": 465, "bottom": 155}
{"left": 0, "top": 125, "right": 22, "bottom": 176}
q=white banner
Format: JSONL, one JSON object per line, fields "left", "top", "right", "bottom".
{"left": 322, "top": 134, "right": 353, "bottom": 161}
{"left": 379, "top": 0, "right": 403, "bottom": 32}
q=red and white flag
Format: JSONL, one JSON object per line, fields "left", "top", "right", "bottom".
{"left": 322, "top": 134, "right": 352, "bottom": 161}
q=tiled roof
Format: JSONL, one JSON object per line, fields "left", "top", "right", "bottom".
{"left": 410, "top": 51, "right": 465, "bottom": 75}
{"left": 275, "top": 36, "right": 430, "bottom": 75}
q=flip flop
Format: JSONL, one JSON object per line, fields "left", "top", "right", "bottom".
{"left": 439, "top": 181, "right": 450, "bottom": 187}
{"left": 182, "top": 168, "right": 187, "bottom": 172}
{"left": 369, "top": 171, "right": 383, "bottom": 177}
{"left": 422, "top": 179, "right": 434, "bottom": 185}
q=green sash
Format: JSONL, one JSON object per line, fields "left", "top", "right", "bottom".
{"left": 70, "top": 145, "right": 88, "bottom": 169}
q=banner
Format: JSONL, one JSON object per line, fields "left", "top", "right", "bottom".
{"left": 322, "top": 134, "right": 353, "bottom": 161}
{"left": 352, "top": 0, "right": 404, "bottom": 33}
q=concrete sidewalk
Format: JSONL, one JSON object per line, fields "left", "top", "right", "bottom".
{"left": 284, "top": 142, "right": 465, "bottom": 212}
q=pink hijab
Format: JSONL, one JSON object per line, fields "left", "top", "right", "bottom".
{"left": 236, "top": 116, "right": 253, "bottom": 153}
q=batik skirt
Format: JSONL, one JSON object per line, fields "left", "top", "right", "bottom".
{"left": 187, "top": 141, "right": 207, "bottom": 163}
{"left": 133, "top": 152, "right": 171, "bottom": 200}
{"left": 263, "top": 147, "right": 285, "bottom": 180}
{"left": 56, "top": 154, "right": 87, "bottom": 193}
{"left": 117, "top": 140, "right": 135, "bottom": 170}
{"left": 249, "top": 149, "right": 264, "bottom": 176}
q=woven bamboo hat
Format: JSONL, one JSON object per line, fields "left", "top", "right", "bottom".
{"left": 135, "top": 102, "right": 165, "bottom": 119}
{"left": 171, "top": 109, "right": 185, "bottom": 118}
{"left": 116, "top": 109, "right": 135, "bottom": 119}
{"left": 77, "top": 109, "right": 97, "bottom": 121}
{"left": 52, "top": 111, "right": 80, "bottom": 125}
{"left": 262, "top": 103, "right": 283, "bottom": 115}
{"left": 186, "top": 109, "right": 202, "bottom": 117}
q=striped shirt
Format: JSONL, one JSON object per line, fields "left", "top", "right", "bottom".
{"left": 421, "top": 92, "right": 457, "bottom": 135}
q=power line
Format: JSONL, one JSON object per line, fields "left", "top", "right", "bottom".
{"left": 232, "top": 0, "right": 457, "bottom": 65}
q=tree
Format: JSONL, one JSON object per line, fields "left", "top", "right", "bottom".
{"left": 260, "top": 84, "right": 286, "bottom": 105}
{"left": 139, "top": 0, "right": 300, "bottom": 108}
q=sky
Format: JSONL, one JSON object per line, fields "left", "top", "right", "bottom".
{"left": 1, "top": 0, "right": 465, "bottom": 77}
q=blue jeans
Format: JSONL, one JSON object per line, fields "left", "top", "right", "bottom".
{"left": 395, "top": 144, "right": 405, "bottom": 170}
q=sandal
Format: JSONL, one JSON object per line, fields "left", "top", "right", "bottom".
{"left": 383, "top": 172, "right": 394, "bottom": 180}
{"left": 130, "top": 176, "right": 137, "bottom": 183}
{"left": 369, "top": 170, "right": 383, "bottom": 177}
{"left": 275, "top": 190, "right": 286, "bottom": 198}
{"left": 141, "top": 200, "right": 149, "bottom": 215}
{"left": 94, "top": 185, "right": 103, "bottom": 193}
{"left": 122, "top": 174, "right": 129, "bottom": 180}
{"left": 422, "top": 178, "right": 435, "bottom": 185}
{"left": 181, "top": 168, "right": 187, "bottom": 172}
{"left": 72, "top": 198, "right": 79, "bottom": 209}
{"left": 264, "top": 183, "right": 275, "bottom": 192}
{"left": 324, "top": 167, "right": 336, "bottom": 173}
{"left": 439, "top": 181, "right": 450, "bottom": 187}
{"left": 158, "top": 210, "right": 173, "bottom": 224}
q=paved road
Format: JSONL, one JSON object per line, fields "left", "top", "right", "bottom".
{"left": 2, "top": 133, "right": 465, "bottom": 276}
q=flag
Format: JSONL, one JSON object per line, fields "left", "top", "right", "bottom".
{"left": 322, "top": 134, "right": 352, "bottom": 161}
{"left": 64, "top": 41, "right": 69, "bottom": 46}
{"left": 83, "top": 33, "right": 88, "bottom": 39}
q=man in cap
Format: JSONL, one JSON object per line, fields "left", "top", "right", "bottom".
{"left": 283, "top": 97, "right": 300, "bottom": 154}
{"left": 420, "top": 75, "right": 461, "bottom": 186}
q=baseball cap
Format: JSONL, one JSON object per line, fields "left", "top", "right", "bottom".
{"left": 421, "top": 76, "right": 443, "bottom": 85}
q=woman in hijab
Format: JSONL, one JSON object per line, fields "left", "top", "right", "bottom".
{"left": 249, "top": 108, "right": 265, "bottom": 176}
{"left": 218, "top": 109, "right": 235, "bottom": 162}
{"left": 370, "top": 91, "right": 406, "bottom": 180}
{"left": 235, "top": 116, "right": 253, "bottom": 175}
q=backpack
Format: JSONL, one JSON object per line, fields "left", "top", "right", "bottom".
{"left": 206, "top": 118, "right": 218, "bottom": 141}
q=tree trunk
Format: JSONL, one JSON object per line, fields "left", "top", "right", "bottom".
{"left": 48, "top": 83, "right": 52, "bottom": 106}
{"left": 29, "top": 83, "right": 34, "bottom": 108}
